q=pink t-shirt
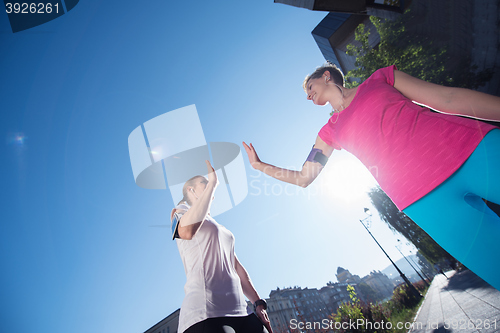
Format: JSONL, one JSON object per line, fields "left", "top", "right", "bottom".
{"left": 318, "top": 65, "right": 497, "bottom": 210}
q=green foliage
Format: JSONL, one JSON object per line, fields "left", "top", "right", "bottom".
{"left": 347, "top": 284, "right": 359, "bottom": 303}
{"left": 387, "top": 281, "right": 428, "bottom": 333}
{"left": 345, "top": 11, "right": 492, "bottom": 89}
{"left": 333, "top": 285, "right": 392, "bottom": 333}
{"left": 334, "top": 301, "right": 365, "bottom": 332}
{"left": 357, "top": 282, "right": 383, "bottom": 303}
{"left": 416, "top": 252, "right": 435, "bottom": 280}
{"left": 389, "top": 284, "right": 420, "bottom": 310}
{"left": 332, "top": 282, "right": 428, "bottom": 333}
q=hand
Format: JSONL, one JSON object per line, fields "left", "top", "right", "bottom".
{"left": 255, "top": 306, "right": 273, "bottom": 333}
{"left": 242, "top": 141, "right": 262, "bottom": 169}
{"left": 205, "top": 160, "right": 219, "bottom": 186}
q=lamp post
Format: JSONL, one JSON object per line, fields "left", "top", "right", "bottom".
{"left": 359, "top": 208, "right": 422, "bottom": 299}
{"left": 396, "top": 240, "right": 429, "bottom": 287}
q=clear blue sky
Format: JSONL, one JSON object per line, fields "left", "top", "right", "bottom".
{"left": 0, "top": 1, "right": 415, "bottom": 332}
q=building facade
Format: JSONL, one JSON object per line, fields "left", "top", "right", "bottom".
{"left": 319, "top": 282, "right": 352, "bottom": 313}
{"left": 311, "top": 12, "right": 380, "bottom": 75}
{"left": 269, "top": 287, "right": 331, "bottom": 325}
{"left": 144, "top": 309, "right": 180, "bottom": 333}
{"left": 264, "top": 296, "right": 298, "bottom": 333}
{"left": 336, "top": 266, "right": 361, "bottom": 284}
{"left": 274, "top": 0, "right": 406, "bottom": 15}
{"left": 361, "top": 270, "right": 395, "bottom": 300}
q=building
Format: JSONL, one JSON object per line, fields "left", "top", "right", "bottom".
{"left": 319, "top": 282, "right": 352, "bottom": 312}
{"left": 293, "top": 0, "right": 500, "bottom": 95}
{"left": 144, "top": 309, "right": 180, "bottom": 333}
{"left": 269, "top": 287, "right": 331, "bottom": 324}
{"left": 277, "top": 0, "right": 406, "bottom": 75}
{"left": 361, "top": 270, "right": 395, "bottom": 300}
{"left": 336, "top": 266, "right": 361, "bottom": 284}
{"left": 274, "top": 0, "right": 406, "bottom": 15}
{"left": 263, "top": 296, "right": 298, "bottom": 333}
{"left": 311, "top": 12, "right": 380, "bottom": 75}
{"left": 334, "top": 267, "right": 397, "bottom": 302}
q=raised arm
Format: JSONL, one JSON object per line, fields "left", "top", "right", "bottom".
{"left": 234, "top": 256, "right": 273, "bottom": 333}
{"left": 393, "top": 70, "right": 500, "bottom": 122}
{"left": 243, "top": 135, "right": 334, "bottom": 188}
{"left": 175, "top": 161, "right": 219, "bottom": 240}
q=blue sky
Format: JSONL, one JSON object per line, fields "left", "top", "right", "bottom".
{"left": 0, "top": 1, "right": 416, "bottom": 332}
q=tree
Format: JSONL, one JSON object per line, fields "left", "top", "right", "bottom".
{"left": 333, "top": 285, "right": 392, "bottom": 333}
{"left": 368, "top": 186, "right": 454, "bottom": 265}
{"left": 356, "top": 282, "right": 382, "bottom": 303}
{"left": 416, "top": 251, "right": 436, "bottom": 280}
{"left": 345, "top": 11, "right": 493, "bottom": 89}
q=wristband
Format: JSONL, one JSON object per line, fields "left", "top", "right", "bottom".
{"left": 253, "top": 299, "right": 267, "bottom": 311}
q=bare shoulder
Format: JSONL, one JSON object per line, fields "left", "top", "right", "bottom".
{"left": 314, "top": 135, "right": 334, "bottom": 157}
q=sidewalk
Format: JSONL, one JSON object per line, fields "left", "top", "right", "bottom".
{"left": 410, "top": 269, "right": 500, "bottom": 333}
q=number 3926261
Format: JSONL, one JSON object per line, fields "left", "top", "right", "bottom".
{"left": 5, "top": 3, "right": 60, "bottom": 14}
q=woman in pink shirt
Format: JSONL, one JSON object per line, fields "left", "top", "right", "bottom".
{"left": 244, "top": 64, "right": 500, "bottom": 290}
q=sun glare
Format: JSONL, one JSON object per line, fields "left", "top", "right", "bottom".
{"left": 319, "top": 154, "right": 377, "bottom": 203}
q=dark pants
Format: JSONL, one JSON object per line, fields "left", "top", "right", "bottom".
{"left": 184, "top": 314, "right": 268, "bottom": 333}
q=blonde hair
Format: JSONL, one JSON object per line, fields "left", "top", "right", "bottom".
{"left": 177, "top": 175, "right": 205, "bottom": 206}
{"left": 303, "top": 62, "right": 344, "bottom": 91}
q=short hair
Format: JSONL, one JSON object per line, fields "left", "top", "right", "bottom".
{"left": 303, "top": 62, "right": 344, "bottom": 91}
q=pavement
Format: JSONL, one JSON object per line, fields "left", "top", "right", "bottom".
{"left": 409, "top": 269, "right": 500, "bottom": 333}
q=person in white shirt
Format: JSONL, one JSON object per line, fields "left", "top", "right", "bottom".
{"left": 171, "top": 160, "right": 273, "bottom": 333}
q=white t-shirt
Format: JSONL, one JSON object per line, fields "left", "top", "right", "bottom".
{"left": 173, "top": 203, "right": 251, "bottom": 333}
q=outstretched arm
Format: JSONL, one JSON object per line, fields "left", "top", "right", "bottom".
{"left": 175, "top": 161, "right": 218, "bottom": 240}
{"left": 234, "top": 256, "right": 273, "bottom": 333}
{"left": 393, "top": 70, "right": 500, "bottom": 122}
{"left": 243, "top": 135, "right": 334, "bottom": 188}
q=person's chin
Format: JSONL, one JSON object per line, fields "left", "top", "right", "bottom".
{"left": 314, "top": 99, "right": 327, "bottom": 106}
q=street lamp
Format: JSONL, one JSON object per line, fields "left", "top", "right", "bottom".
{"left": 396, "top": 240, "right": 429, "bottom": 287}
{"left": 359, "top": 208, "right": 422, "bottom": 299}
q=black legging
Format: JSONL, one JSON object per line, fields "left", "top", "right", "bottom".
{"left": 184, "top": 314, "right": 268, "bottom": 333}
